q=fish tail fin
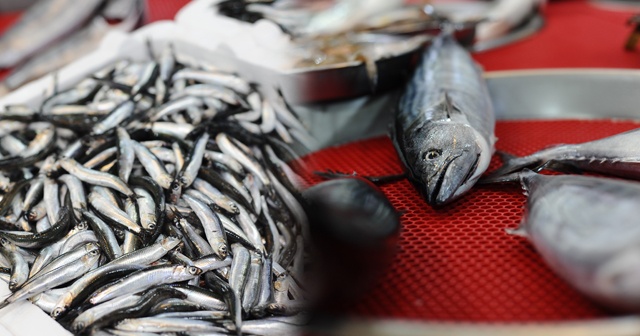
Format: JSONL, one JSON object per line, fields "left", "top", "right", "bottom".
{"left": 505, "top": 220, "right": 528, "bottom": 237}
{"left": 479, "top": 151, "right": 542, "bottom": 183}
{"left": 0, "top": 296, "right": 13, "bottom": 310}
{"left": 479, "top": 167, "right": 538, "bottom": 185}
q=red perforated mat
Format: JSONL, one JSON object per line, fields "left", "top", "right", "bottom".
{"left": 300, "top": 119, "right": 640, "bottom": 322}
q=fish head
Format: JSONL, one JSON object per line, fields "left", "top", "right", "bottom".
{"left": 405, "top": 123, "right": 485, "bottom": 207}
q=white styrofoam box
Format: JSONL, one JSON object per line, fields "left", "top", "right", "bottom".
{"left": 0, "top": 20, "right": 297, "bottom": 110}
{"left": 174, "top": 0, "right": 298, "bottom": 72}
{"left": 0, "top": 281, "right": 72, "bottom": 336}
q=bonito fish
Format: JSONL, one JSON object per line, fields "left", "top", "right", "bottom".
{"left": 0, "top": 0, "right": 104, "bottom": 68}
{"left": 1, "top": 0, "right": 143, "bottom": 92}
{"left": 498, "top": 170, "right": 640, "bottom": 311}
{"left": 391, "top": 33, "right": 496, "bottom": 207}
{"left": 485, "top": 128, "right": 640, "bottom": 180}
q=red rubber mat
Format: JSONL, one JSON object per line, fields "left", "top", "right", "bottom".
{"left": 473, "top": 0, "right": 640, "bottom": 71}
{"left": 300, "top": 119, "right": 640, "bottom": 322}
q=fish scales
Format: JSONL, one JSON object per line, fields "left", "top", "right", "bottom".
{"left": 393, "top": 33, "right": 495, "bottom": 206}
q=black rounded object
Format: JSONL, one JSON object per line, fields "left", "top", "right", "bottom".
{"left": 303, "top": 178, "right": 400, "bottom": 247}
{"left": 303, "top": 178, "right": 400, "bottom": 313}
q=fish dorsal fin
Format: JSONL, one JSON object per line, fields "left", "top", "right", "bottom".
{"left": 441, "top": 92, "right": 460, "bottom": 119}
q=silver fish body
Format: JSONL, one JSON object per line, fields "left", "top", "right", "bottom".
{"left": 487, "top": 128, "right": 640, "bottom": 180}
{"left": 391, "top": 34, "right": 495, "bottom": 207}
{"left": 0, "top": 0, "right": 104, "bottom": 68}
{"left": 510, "top": 171, "right": 640, "bottom": 311}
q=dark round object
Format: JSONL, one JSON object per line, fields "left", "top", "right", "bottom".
{"left": 303, "top": 178, "right": 400, "bottom": 313}
{"left": 303, "top": 178, "right": 400, "bottom": 247}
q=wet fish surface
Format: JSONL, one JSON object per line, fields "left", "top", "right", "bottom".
{"left": 1, "top": 0, "right": 144, "bottom": 92}
{"left": 485, "top": 128, "right": 640, "bottom": 181}
{"left": 391, "top": 32, "right": 496, "bottom": 207}
{"left": 0, "top": 45, "right": 312, "bottom": 335}
{"left": 0, "top": 0, "right": 104, "bottom": 68}
{"left": 497, "top": 170, "right": 640, "bottom": 311}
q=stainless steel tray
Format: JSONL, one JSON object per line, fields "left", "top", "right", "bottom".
{"left": 283, "top": 11, "right": 544, "bottom": 105}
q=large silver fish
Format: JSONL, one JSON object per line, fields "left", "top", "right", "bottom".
{"left": 485, "top": 128, "right": 640, "bottom": 180}
{"left": 391, "top": 33, "right": 496, "bottom": 207}
{"left": 505, "top": 170, "right": 640, "bottom": 311}
{"left": 1, "top": 0, "right": 143, "bottom": 92}
{"left": 0, "top": 0, "right": 104, "bottom": 68}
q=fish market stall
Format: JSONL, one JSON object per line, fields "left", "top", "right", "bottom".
{"left": 0, "top": 0, "right": 640, "bottom": 336}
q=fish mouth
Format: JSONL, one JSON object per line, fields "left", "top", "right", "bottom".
{"left": 428, "top": 152, "right": 480, "bottom": 207}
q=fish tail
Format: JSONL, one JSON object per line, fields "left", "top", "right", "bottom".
{"left": 479, "top": 167, "right": 538, "bottom": 185}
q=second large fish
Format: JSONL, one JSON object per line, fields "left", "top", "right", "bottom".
{"left": 391, "top": 33, "right": 496, "bottom": 207}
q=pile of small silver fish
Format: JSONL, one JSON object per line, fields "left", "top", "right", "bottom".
{"left": 0, "top": 46, "right": 311, "bottom": 335}
{"left": 0, "top": 0, "right": 145, "bottom": 94}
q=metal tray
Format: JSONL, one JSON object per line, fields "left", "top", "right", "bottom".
{"left": 284, "top": 10, "right": 544, "bottom": 104}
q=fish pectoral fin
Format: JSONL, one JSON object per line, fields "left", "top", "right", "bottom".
{"left": 505, "top": 222, "right": 528, "bottom": 237}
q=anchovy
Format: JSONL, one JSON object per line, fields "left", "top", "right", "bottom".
{"left": 114, "top": 317, "right": 225, "bottom": 333}
{"left": 183, "top": 194, "right": 228, "bottom": 259}
{"left": 0, "top": 207, "right": 72, "bottom": 248}
{"left": 72, "top": 294, "right": 141, "bottom": 332}
{"left": 0, "top": 237, "right": 29, "bottom": 290}
{"left": 81, "top": 209, "right": 122, "bottom": 261}
{"left": 0, "top": 250, "right": 100, "bottom": 308}
{"left": 116, "top": 127, "right": 135, "bottom": 183}
{"left": 131, "top": 141, "right": 173, "bottom": 189}
{"left": 59, "top": 158, "right": 136, "bottom": 199}
{"left": 88, "top": 191, "right": 142, "bottom": 235}
{"left": 30, "top": 242, "right": 99, "bottom": 282}
{"left": 51, "top": 263, "right": 145, "bottom": 319}
{"left": 391, "top": 33, "right": 496, "bottom": 207}
{"left": 175, "top": 218, "right": 214, "bottom": 258}
{"left": 173, "top": 133, "right": 209, "bottom": 198}
{"left": 89, "top": 264, "right": 203, "bottom": 304}
{"left": 58, "top": 174, "right": 86, "bottom": 219}
{"left": 242, "top": 251, "right": 262, "bottom": 312}
{"left": 43, "top": 177, "right": 61, "bottom": 224}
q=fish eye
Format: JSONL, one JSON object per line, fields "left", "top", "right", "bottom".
{"left": 188, "top": 266, "right": 199, "bottom": 275}
{"left": 89, "top": 250, "right": 100, "bottom": 256}
{"left": 52, "top": 308, "right": 63, "bottom": 317}
{"left": 425, "top": 149, "right": 442, "bottom": 160}
{"left": 148, "top": 223, "right": 156, "bottom": 230}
